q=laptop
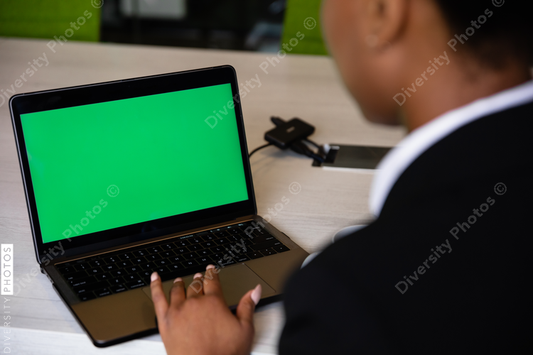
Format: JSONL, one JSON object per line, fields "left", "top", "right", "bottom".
{"left": 9, "top": 65, "right": 309, "bottom": 347}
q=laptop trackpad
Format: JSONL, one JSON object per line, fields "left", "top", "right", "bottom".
{"left": 141, "top": 264, "right": 276, "bottom": 307}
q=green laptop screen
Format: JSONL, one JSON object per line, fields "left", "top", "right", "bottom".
{"left": 20, "top": 83, "right": 249, "bottom": 244}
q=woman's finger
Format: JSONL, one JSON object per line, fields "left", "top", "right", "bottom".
{"left": 203, "top": 265, "right": 223, "bottom": 297}
{"left": 236, "top": 284, "right": 261, "bottom": 328}
{"left": 150, "top": 272, "right": 169, "bottom": 322}
{"left": 187, "top": 272, "right": 204, "bottom": 297}
{"left": 169, "top": 277, "right": 186, "bottom": 308}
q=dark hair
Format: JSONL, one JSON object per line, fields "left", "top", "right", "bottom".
{"left": 434, "top": 0, "right": 533, "bottom": 67}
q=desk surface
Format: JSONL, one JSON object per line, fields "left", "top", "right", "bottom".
{"left": 0, "top": 38, "right": 405, "bottom": 354}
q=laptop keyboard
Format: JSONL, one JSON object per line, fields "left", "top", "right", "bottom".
{"left": 56, "top": 222, "right": 290, "bottom": 301}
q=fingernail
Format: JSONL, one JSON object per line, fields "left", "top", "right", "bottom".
{"left": 151, "top": 272, "right": 159, "bottom": 282}
{"left": 193, "top": 273, "right": 203, "bottom": 279}
{"left": 207, "top": 264, "right": 215, "bottom": 270}
{"left": 251, "top": 284, "right": 262, "bottom": 305}
{"left": 173, "top": 277, "right": 183, "bottom": 283}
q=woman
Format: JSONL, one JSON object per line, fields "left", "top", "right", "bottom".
{"left": 151, "top": 0, "right": 533, "bottom": 353}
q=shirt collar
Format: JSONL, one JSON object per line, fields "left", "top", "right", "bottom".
{"left": 369, "top": 80, "right": 533, "bottom": 217}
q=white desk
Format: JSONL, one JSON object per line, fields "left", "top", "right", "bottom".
{"left": 0, "top": 38, "right": 405, "bottom": 354}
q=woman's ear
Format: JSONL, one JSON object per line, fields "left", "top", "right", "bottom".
{"left": 363, "top": 0, "right": 408, "bottom": 50}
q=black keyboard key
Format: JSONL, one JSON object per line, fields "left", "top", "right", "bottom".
{"left": 110, "top": 284, "right": 127, "bottom": 293}
{"left": 252, "top": 226, "right": 268, "bottom": 234}
{"left": 227, "top": 235, "right": 242, "bottom": 242}
{"left": 215, "top": 238, "right": 230, "bottom": 245}
{"left": 245, "top": 230, "right": 260, "bottom": 239}
{"left": 126, "top": 279, "right": 146, "bottom": 289}
{"left": 87, "top": 267, "right": 103, "bottom": 275}
{"left": 200, "top": 241, "right": 215, "bottom": 249}
{"left": 168, "top": 263, "right": 183, "bottom": 271}
{"left": 188, "top": 244, "right": 202, "bottom": 251}
{"left": 251, "top": 235, "right": 276, "bottom": 244}
{"left": 147, "top": 246, "right": 162, "bottom": 254}
{"left": 132, "top": 250, "right": 147, "bottom": 257}
{"left": 214, "top": 231, "right": 228, "bottom": 238}
{"left": 233, "top": 244, "right": 249, "bottom": 254}
{"left": 170, "top": 264, "right": 212, "bottom": 281}
{"left": 103, "top": 256, "right": 119, "bottom": 264}
{"left": 110, "top": 269, "right": 126, "bottom": 277}
{"left": 246, "top": 251, "right": 264, "bottom": 259}
{"left": 242, "top": 229, "right": 254, "bottom": 238}
{"left": 70, "top": 275, "right": 97, "bottom": 288}
{"left": 140, "top": 262, "right": 155, "bottom": 271}
{"left": 238, "top": 244, "right": 252, "bottom": 254}
{"left": 63, "top": 270, "right": 88, "bottom": 281}
{"left": 195, "top": 257, "right": 211, "bottom": 265}
{"left": 159, "top": 243, "right": 175, "bottom": 250}
{"left": 138, "top": 270, "right": 152, "bottom": 281}
{"left": 155, "top": 259, "right": 170, "bottom": 267}
{"left": 88, "top": 260, "right": 104, "bottom": 268}
{"left": 95, "top": 288, "right": 112, "bottom": 297}
{"left": 109, "top": 277, "right": 124, "bottom": 284}
{"left": 210, "top": 246, "right": 225, "bottom": 253}
{"left": 131, "top": 257, "right": 146, "bottom": 264}
{"left": 156, "top": 266, "right": 170, "bottom": 274}
{"left": 189, "top": 236, "right": 204, "bottom": 244}
{"left": 125, "top": 266, "right": 141, "bottom": 274}
{"left": 157, "top": 271, "right": 182, "bottom": 283}
{"left": 273, "top": 245, "right": 290, "bottom": 253}
{"left": 123, "top": 274, "right": 138, "bottom": 281}
{"left": 227, "top": 228, "right": 242, "bottom": 235}
{"left": 175, "top": 239, "right": 190, "bottom": 247}
{"left": 118, "top": 252, "right": 133, "bottom": 261}
{"left": 176, "top": 247, "right": 189, "bottom": 254}
{"left": 169, "top": 256, "right": 183, "bottom": 264}
{"left": 145, "top": 254, "right": 162, "bottom": 261}
{"left": 102, "top": 264, "right": 117, "bottom": 272}
{"left": 183, "top": 252, "right": 199, "bottom": 260}
{"left": 197, "top": 249, "right": 212, "bottom": 257}
{"left": 57, "top": 265, "right": 74, "bottom": 274}
{"left": 250, "top": 240, "right": 278, "bottom": 251}
{"left": 242, "top": 238, "right": 255, "bottom": 246}
{"left": 210, "top": 253, "right": 225, "bottom": 261}
{"left": 73, "top": 263, "right": 89, "bottom": 272}
{"left": 156, "top": 266, "right": 197, "bottom": 282}
{"left": 234, "top": 255, "right": 250, "bottom": 262}
{"left": 74, "top": 281, "right": 109, "bottom": 294}
{"left": 79, "top": 292, "right": 96, "bottom": 301}
{"left": 160, "top": 250, "right": 175, "bottom": 258}
{"left": 201, "top": 233, "right": 216, "bottom": 241}
{"left": 223, "top": 244, "right": 244, "bottom": 255}
{"left": 95, "top": 273, "right": 111, "bottom": 281}
{"left": 117, "top": 260, "right": 133, "bottom": 268}
{"left": 259, "top": 248, "right": 277, "bottom": 256}
{"left": 181, "top": 260, "right": 198, "bottom": 268}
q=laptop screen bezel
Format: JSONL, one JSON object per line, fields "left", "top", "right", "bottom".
{"left": 10, "top": 65, "right": 257, "bottom": 263}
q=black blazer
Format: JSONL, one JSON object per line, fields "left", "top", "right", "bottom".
{"left": 279, "top": 101, "right": 533, "bottom": 354}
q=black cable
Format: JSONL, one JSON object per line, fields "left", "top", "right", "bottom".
{"left": 248, "top": 143, "right": 273, "bottom": 158}
{"left": 291, "top": 141, "right": 325, "bottom": 163}
{"left": 304, "top": 138, "right": 320, "bottom": 149}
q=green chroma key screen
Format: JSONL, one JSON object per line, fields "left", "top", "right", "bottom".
{"left": 20, "top": 83, "right": 249, "bottom": 244}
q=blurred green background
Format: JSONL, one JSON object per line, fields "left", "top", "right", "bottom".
{"left": 0, "top": 0, "right": 328, "bottom": 55}
{"left": 0, "top": 0, "right": 101, "bottom": 42}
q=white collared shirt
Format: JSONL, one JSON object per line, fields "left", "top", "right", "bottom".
{"left": 369, "top": 80, "right": 533, "bottom": 217}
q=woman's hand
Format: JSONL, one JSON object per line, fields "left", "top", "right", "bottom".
{"left": 150, "top": 264, "right": 262, "bottom": 355}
